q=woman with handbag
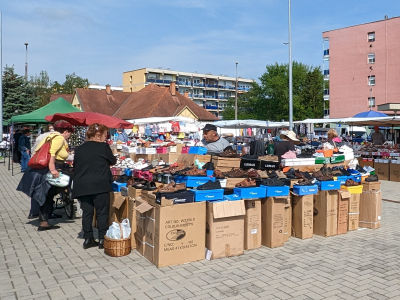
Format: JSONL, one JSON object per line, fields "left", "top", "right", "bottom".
{"left": 72, "top": 124, "right": 117, "bottom": 249}
{"left": 17, "top": 120, "right": 74, "bottom": 231}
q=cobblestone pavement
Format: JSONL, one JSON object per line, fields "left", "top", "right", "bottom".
{"left": 1, "top": 164, "right": 400, "bottom": 300}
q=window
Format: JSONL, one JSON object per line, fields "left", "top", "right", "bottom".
{"left": 368, "top": 32, "right": 375, "bottom": 42}
{"left": 368, "top": 75, "right": 376, "bottom": 86}
{"left": 368, "top": 53, "right": 375, "bottom": 64}
{"left": 368, "top": 97, "right": 376, "bottom": 107}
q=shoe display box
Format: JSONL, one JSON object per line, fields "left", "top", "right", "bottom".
{"left": 293, "top": 184, "right": 318, "bottom": 196}
{"left": 206, "top": 200, "right": 245, "bottom": 259}
{"left": 390, "top": 162, "right": 400, "bottom": 182}
{"left": 177, "top": 154, "right": 211, "bottom": 166}
{"left": 190, "top": 189, "right": 224, "bottom": 202}
{"left": 244, "top": 199, "right": 262, "bottom": 250}
{"left": 337, "top": 190, "right": 350, "bottom": 235}
{"left": 174, "top": 175, "right": 215, "bottom": 188}
{"left": 374, "top": 162, "right": 390, "bottom": 181}
{"left": 283, "top": 197, "right": 292, "bottom": 242}
{"left": 264, "top": 185, "right": 290, "bottom": 197}
{"left": 135, "top": 199, "right": 206, "bottom": 267}
{"left": 259, "top": 160, "right": 280, "bottom": 170}
{"left": 261, "top": 197, "right": 288, "bottom": 248}
{"left": 226, "top": 177, "right": 246, "bottom": 188}
{"left": 240, "top": 158, "right": 260, "bottom": 170}
{"left": 359, "top": 190, "right": 382, "bottom": 229}
{"left": 313, "top": 190, "right": 338, "bottom": 237}
{"left": 211, "top": 156, "right": 241, "bottom": 172}
{"left": 233, "top": 186, "right": 267, "bottom": 199}
{"left": 316, "top": 180, "right": 341, "bottom": 191}
{"left": 292, "top": 194, "right": 313, "bottom": 239}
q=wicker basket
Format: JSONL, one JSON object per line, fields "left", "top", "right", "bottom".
{"left": 104, "top": 224, "right": 131, "bottom": 257}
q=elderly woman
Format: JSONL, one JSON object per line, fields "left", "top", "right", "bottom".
{"left": 17, "top": 120, "right": 74, "bottom": 231}
{"left": 327, "top": 129, "right": 342, "bottom": 147}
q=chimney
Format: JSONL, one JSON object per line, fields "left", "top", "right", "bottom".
{"left": 184, "top": 91, "right": 189, "bottom": 98}
{"left": 170, "top": 82, "right": 176, "bottom": 96}
{"left": 105, "top": 84, "right": 111, "bottom": 95}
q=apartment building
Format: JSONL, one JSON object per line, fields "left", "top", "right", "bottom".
{"left": 322, "top": 16, "right": 400, "bottom": 118}
{"left": 122, "top": 68, "right": 254, "bottom": 118}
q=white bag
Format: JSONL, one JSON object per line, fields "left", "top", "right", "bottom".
{"left": 105, "top": 219, "right": 131, "bottom": 239}
{"left": 46, "top": 172, "right": 70, "bottom": 187}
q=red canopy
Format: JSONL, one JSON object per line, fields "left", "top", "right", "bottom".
{"left": 45, "top": 112, "right": 132, "bottom": 129}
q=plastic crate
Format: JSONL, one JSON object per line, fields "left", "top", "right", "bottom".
{"left": 343, "top": 185, "right": 363, "bottom": 194}
{"left": 112, "top": 181, "right": 127, "bottom": 192}
{"left": 317, "top": 180, "right": 341, "bottom": 191}
{"left": 174, "top": 175, "right": 215, "bottom": 188}
{"left": 233, "top": 186, "right": 266, "bottom": 199}
{"left": 293, "top": 184, "right": 319, "bottom": 196}
{"left": 188, "top": 146, "right": 208, "bottom": 155}
{"left": 189, "top": 189, "right": 224, "bottom": 202}
{"left": 264, "top": 185, "right": 290, "bottom": 197}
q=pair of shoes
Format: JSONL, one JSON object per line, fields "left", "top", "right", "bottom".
{"left": 83, "top": 238, "right": 99, "bottom": 249}
{"left": 38, "top": 224, "right": 60, "bottom": 231}
{"left": 247, "top": 169, "right": 260, "bottom": 178}
{"left": 235, "top": 178, "right": 257, "bottom": 187}
{"left": 158, "top": 182, "right": 187, "bottom": 193}
{"left": 197, "top": 180, "right": 221, "bottom": 190}
{"left": 213, "top": 169, "right": 225, "bottom": 179}
{"left": 28, "top": 214, "right": 39, "bottom": 219}
{"left": 98, "top": 239, "right": 105, "bottom": 249}
{"left": 365, "top": 174, "right": 379, "bottom": 182}
{"left": 223, "top": 168, "right": 248, "bottom": 178}
{"left": 49, "top": 213, "right": 62, "bottom": 219}
{"left": 345, "top": 179, "right": 359, "bottom": 186}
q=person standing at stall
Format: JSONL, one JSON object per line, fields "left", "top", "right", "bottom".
{"left": 274, "top": 130, "right": 298, "bottom": 162}
{"left": 18, "top": 129, "right": 32, "bottom": 172}
{"left": 201, "top": 124, "right": 230, "bottom": 154}
{"left": 371, "top": 126, "right": 385, "bottom": 145}
{"left": 72, "top": 124, "right": 117, "bottom": 249}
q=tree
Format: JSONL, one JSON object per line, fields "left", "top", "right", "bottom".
{"left": 2, "top": 66, "right": 39, "bottom": 121}
{"left": 222, "top": 62, "right": 324, "bottom": 121}
{"left": 52, "top": 72, "right": 89, "bottom": 94}
{"left": 30, "top": 70, "right": 52, "bottom": 107}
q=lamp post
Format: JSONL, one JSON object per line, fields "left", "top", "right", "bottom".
{"left": 288, "top": 0, "right": 293, "bottom": 130}
{"left": 24, "top": 42, "right": 28, "bottom": 81}
{"left": 235, "top": 61, "right": 238, "bottom": 120}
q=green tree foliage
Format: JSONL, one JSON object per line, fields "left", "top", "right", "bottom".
{"left": 2, "top": 66, "right": 39, "bottom": 121}
{"left": 222, "top": 62, "right": 324, "bottom": 121}
{"left": 30, "top": 70, "right": 52, "bottom": 107}
{"left": 52, "top": 73, "right": 89, "bottom": 94}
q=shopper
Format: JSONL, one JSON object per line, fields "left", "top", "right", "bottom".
{"left": 201, "top": 124, "right": 230, "bottom": 153}
{"left": 18, "top": 129, "right": 32, "bottom": 172}
{"left": 327, "top": 129, "right": 342, "bottom": 147}
{"left": 17, "top": 120, "right": 74, "bottom": 231}
{"left": 274, "top": 130, "right": 298, "bottom": 162}
{"left": 371, "top": 126, "right": 385, "bottom": 145}
{"left": 72, "top": 124, "right": 117, "bottom": 249}
{"left": 13, "top": 129, "right": 22, "bottom": 163}
{"left": 114, "top": 128, "right": 129, "bottom": 143}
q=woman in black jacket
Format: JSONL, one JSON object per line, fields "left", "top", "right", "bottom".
{"left": 72, "top": 124, "right": 117, "bottom": 249}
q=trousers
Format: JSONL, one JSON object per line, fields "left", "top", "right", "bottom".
{"left": 20, "top": 151, "right": 30, "bottom": 172}
{"left": 39, "top": 185, "right": 61, "bottom": 222}
{"left": 79, "top": 192, "right": 109, "bottom": 240}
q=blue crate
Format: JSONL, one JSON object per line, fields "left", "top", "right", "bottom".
{"left": 124, "top": 168, "right": 133, "bottom": 176}
{"left": 223, "top": 194, "right": 242, "bottom": 201}
{"left": 263, "top": 185, "right": 290, "bottom": 197}
{"left": 317, "top": 180, "right": 341, "bottom": 191}
{"left": 188, "top": 146, "right": 208, "bottom": 155}
{"left": 233, "top": 186, "right": 266, "bottom": 199}
{"left": 112, "top": 181, "right": 127, "bottom": 192}
{"left": 349, "top": 174, "right": 361, "bottom": 183}
{"left": 335, "top": 176, "right": 348, "bottom": 185}
{"left": 174, "top": 175, "right": 215, "bottom": 188}
{"left": 347, "top": 169, "right": 360, "bottom": 175}
{"left": 189, "top": 189, "right": 224, "bottom": 202}
{"left": 293, "top": 184, "right": 319, "bottom": 196}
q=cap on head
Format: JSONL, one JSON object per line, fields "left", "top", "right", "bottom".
{"left": 203, "top": 124, "right": 217, "bottom": 132}
{"left": 53, "top": 120, "right": 74, "bottom": 133}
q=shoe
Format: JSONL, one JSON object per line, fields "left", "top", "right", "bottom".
{"left": 49, "top": 213, "right": 62, "bottom": 219}
{"left": 247, "top": 169, "right": 260, "bottom": 178}
{"left": 83, "top": 238, "right": 99, "bottom": 249}
{"left": 365, "top": 175, "right": 379, "bottom": 182}
{"left": 28, "top": 214, "right": 39, "bottom": 219}
{"left": 197, "top": 180, "right": 221, "bottom": 190}
{"left": 213, "top": 169, "right": 225, "bottom": 179}
{"left": 235, "top": 178, "right": 257, "bottom": 187}
{"left": 345, "top": 179, "right": 358, "bottom": 186}
{"left": 98, "top": 239, "right": 105, "bottom": 249}
{"left": 38, "top": 224, "right": 60, "bottom": 231}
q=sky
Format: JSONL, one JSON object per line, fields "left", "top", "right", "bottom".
{"left": 1, "top": 0, "right": 400, "bottom": 86}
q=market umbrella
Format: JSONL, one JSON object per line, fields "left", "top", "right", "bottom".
{"left": 45, "top": 112, "right": 133, "bottom": 129}
{"left": 352, "top": 110, "right": 388, "bottom": 118}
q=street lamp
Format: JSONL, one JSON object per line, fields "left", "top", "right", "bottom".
{"left": 24, "top": 42, "right": 28, "bottom": 81}
{"left": 288, "top": 0, "right": 293, "bottom": 130}
{"left": 235, "top": 62, "right": 238, "bottom": 120}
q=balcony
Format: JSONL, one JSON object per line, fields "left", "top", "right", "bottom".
{"left": 324, "top": 94, "right": 330, "bottom": 101}
{"left": 146, "top": 79, "right": 173, "bottom": 84}
{"left": 193, "top": 83, "right": 205, "bottom": 88}
{"left": 324, "top": 109, "right": 330, "bottom": 117}
{"left": 323, "top": 49, "right": 330, "bottom": 60}
{"left": 204, "top": 105, "right": 218, "bottom": 110}
{"left": 323, "top": 69, "right": 330, "bottom": 80}
{"left": 323, "top": 89, "right": 329, "bottom": 100}
{"left": 176, "top": 81, "right": 192, "bottom": 86}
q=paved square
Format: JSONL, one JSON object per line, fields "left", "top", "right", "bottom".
{"left": 1, "top": 164, "right": 399, "bottom": 299}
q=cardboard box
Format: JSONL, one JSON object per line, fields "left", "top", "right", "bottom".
{"left": 337, "top": 191, "right": 350, "bottom": 235}
{"left": 212, "top": 156, "right": 241, "bottom": 169}
{"left": 261, "top": 197, "right": 287, "bottom": 248}
{"left": 348, "top": 193, "right": 360, "bottom": 231}
{"left": 244, "top": 199, "right": 262, "bottom": 250}
{"left": 313, "top": 190, "right": 338, "bottom": 237}
{"left": 127, "top": 186, "right": 143, "bottom": 199}
{"left": 362, "top": 181, "right": 381, "bottom": 192}
{"left": 359, "top": 159, "right": 374, "bottom": 168}
{"left": 109, "top": 192, "right": 129, "bottom": 225}
{"left": 292, "top": 194, "right": 313, "bottom": 239}
{"left": 128, "top": 197, "right": 136, "bottom": 249}
{"left": 359, "top": 190, "right": 382, "bottom": 229}
{"left": 226, "top": 178, "right": 246, "bottom": 188}
{"left": 206, "top": 200, "right": 245, "bottom": 259}
{"left": 283, "top": 197, "right": 291, "bottom": 242}
{"left": 390, "top": 162, "right": 400, "bottom": 182}
{"left": 374, "top": 162, "right": 390, "bottom": 181}
{"left": 157, "top": 153, "right": 180, "bottom": 164}
{"left": 135, "top": 199, "right": 206, "bottom": 267}
{"left": 177, "top": 154, "right": 211, "bottom": 166}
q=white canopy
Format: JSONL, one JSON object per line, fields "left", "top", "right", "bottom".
{"left": 295, "top": 117, "right": 394, "bottom": 125}
{"left": 127, "top": 116, "right": 199, "bottom": 125}
{"left": 213, "top": 119, "right": 289, "bottom": 128}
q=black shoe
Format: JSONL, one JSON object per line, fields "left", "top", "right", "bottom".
{"left": 38, "top": 224, "right": 60, "bottom": 231}
{"left": 98, "top": 239, "right": 105, "bottom": 249}
{"left": 28, "top": 214, "right": 39, "bottom": 219}
{"left": 197, "top": 180, "right": 221, "bottom": 190}
{"left": 365, "top": 174, "right": 379, "bottom": 182}
{"left": 83, "top": 238, "right": 99, "bottom": 249}
{"left": 49, "top": 213, "right": 63, "bottom": 219}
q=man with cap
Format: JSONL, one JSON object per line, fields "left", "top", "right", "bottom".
{"left": 202, "top": 124, "right": 230, "bottom": 154}
{"left": 371, "top": 126, "right": 385, "bottom": 145}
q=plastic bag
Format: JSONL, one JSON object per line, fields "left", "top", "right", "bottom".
{"left": 46, "top": 172, "right": 70, "bottom": 187}
{"left": 105, "top": 219, "right": 131, "bottom": 239}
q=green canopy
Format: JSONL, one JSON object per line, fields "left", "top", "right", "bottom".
{"left": 10, "top": 97, "right": 81, "bottom": 124}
